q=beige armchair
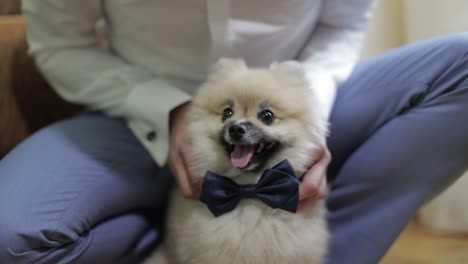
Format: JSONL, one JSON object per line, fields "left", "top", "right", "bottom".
{"left": 0, "top": 0, "right": 81, "bottom": 158}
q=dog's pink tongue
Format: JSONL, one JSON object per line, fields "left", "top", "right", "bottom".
{"left": 231, "top": 144, "right": 255, "bottom": 169}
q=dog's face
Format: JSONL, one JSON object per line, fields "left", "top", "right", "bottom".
{"left": 188, "top": 59, "right": 326, "bottom": 183}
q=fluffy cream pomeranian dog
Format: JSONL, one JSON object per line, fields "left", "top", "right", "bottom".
{"left": 146, "top": 58, "right": 329, "bottom": 264}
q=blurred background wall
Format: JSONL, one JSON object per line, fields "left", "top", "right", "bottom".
{"left": 361, "top": 0, "right": 468, "bottom": 59}
{"left": 361, "top": 0, "right": 403, "bottom": 59}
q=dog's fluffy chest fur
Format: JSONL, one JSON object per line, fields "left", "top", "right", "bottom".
{"left": 164, "top": 190, "right": 328, "bottom": 264}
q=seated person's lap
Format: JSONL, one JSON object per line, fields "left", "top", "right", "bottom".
{"left": 0, "top": 112, "right": 173, "bottom": 263}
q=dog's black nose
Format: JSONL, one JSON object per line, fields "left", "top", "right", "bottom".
{"left": 229, "top": 124, "right": 246, "bottom": 141}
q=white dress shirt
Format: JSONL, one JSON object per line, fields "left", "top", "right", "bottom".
{"left": 22, "top": 0, "right": 376, "bottom": 166}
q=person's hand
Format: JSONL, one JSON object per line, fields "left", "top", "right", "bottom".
{"left": 169, "top": 102, "right": 201, "bottom": 199}
{"left": 297, "top": 144, "right": 331, "bottom": 211}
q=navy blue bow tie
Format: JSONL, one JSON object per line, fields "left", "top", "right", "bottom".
{"left": 199, "top": 159, "right": 300, "bottom": 217}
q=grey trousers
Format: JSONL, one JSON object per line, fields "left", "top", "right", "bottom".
{"left": 1, "top": 33, "right": 468, "bottom": 264}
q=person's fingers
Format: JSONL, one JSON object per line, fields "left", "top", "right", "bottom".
{"left": 190, "top": 176, "right": 203, "bottom": 199}
{"left": 168, "top": 102, "right": 200, "bottom": 199}
{"left": 298, "top": 172, "right": 321, "bottom": 201}
{"left": 298, "top": 173, "right": 328, "bottom": 211}
{"left": 306, "top": 145, "right": 326, "bottom": 170}
{"left": 297, "top": 145, "right": 326, "bottom": 177}
{"left": 316, "top": 172, "right": 328, "bottom": 199}
{"left": 297, "top": 196, "right": 317, "bottom": 212}
{"left": 179, "top": 148, "right": 202, "bottom": 199}
{"left": 298, "top": 148, "right": 331, "bottom": 201}
{"left": 170, "top": 150, "right": 194, "bottom": 199}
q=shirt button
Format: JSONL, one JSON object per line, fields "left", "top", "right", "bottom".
{"left": 146, "top": 131, "right": 157, "bottom": 141}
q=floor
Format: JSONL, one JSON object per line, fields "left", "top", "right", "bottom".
{"left": 380, "top": 219, "right": 468, "bottom": 264}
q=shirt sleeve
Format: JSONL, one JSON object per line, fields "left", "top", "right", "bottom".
{"left": 298, "top": 0, "right": 377, "bottom": 119}
{"left": 22, "top": 0, "right": 191, "bottom": 166}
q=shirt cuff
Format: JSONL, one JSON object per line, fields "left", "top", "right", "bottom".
{"left": 124, "top": 79, "right": 192, "bottom": 166}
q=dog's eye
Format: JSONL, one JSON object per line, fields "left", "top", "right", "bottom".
{"left": 222, "top": 107, "right": 234, "bottom": 121}
{"left": 258, "top": 109, "right": 275, "bottom": 125}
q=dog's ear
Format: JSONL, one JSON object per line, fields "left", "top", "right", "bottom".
{"left": 209, "top": 58, "right": 247, "bottom": 77}
{"left": 270, "top": 61, "right": 307, "bottom": 82}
